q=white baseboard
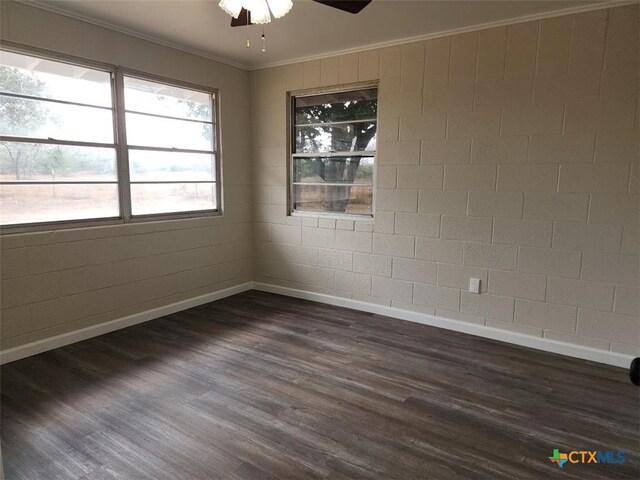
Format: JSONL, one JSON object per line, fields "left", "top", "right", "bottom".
{"left": 253, "top": 282, "right": 634, "bottom": 369}
{"left": 2, "top": 281, "right": 633, "bottom": 369}
{"left": 0, "top": 282, "right": 253, "bottom": 365}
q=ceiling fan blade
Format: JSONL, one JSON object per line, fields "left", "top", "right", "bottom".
{"left": 230, "top": 8, "right": 253, "bottom": 27}
{"left": 230, "top": 0, "right": 371, "bottom": 26}
{"left": 313, "top": 0, "right": 372, "bottom": 14}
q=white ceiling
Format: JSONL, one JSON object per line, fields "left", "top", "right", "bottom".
{"left": 24, "top": 0, "right": 617, "bottom": 69}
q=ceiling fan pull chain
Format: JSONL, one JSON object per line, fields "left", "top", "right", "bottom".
{"left": 261, "top": 26, "right": 266, "bottom": 52}
{"left": 246, "top": 9, "right": 251, "bottom": 48}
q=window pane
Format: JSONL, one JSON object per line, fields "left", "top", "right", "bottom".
{"left": 0, "top": 143, "right": 117, "bottom": 182}
{"left": 129, "top": 150, "right": 215, "bottom": 182}
{"left": 0, "top": 50, "right": 112, "bottom": 107}
{"left": 294, "top": 157, "right": 373, "bottom": 184}
{"left": 293, "top": 184, "right": 372, "bottom": 215}
{"left": 0, "top": 184, "right": 119, "bottom": 225}
{"left": 0, "top": 96, "right": 114, "bottom": 143}
{"left": 131, "top": 182, "right": 216, "bottom": 215}
{"left": 125, "top": 113, "right": 212, "bottom": 150}
{"left": 295, "top": 121, "right": 376, "bottom": 153}
{"left": 295, "top": 88, "right": 377, "bottom": 125}
{"left": 124, "top": 76, "right": 212, "bottom": 121}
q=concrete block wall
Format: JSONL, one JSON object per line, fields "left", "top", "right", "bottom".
{"left": 1, "top": 2, "right": 638, "bottom": 359}
{"left": 251, "top": 5, "right": 640, "bottom": 355}
{"left": 0, "top": 2, "right": 253, "bottom": 350}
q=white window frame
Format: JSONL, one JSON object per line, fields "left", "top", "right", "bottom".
{"left": 0, "top": 43, "right": 222, "bottom": 235}
{"left": 288, "top": 81, "right": 378, "bottom": 220}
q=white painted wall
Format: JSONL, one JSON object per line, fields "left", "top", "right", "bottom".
{"left": 251, "top": 5, "right": 640, "bottom": 356}
{"left": 0, "top": 1, "right": 253, "bottom": 350}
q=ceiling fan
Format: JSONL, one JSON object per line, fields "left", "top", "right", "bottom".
{"left": 230, "top": 1, "right": 372, "bottom": 27}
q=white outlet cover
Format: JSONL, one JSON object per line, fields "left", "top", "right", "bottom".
{"left": 469, "top": 278, "right": 481, "bottom": 294}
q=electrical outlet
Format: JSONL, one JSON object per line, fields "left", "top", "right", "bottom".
{"left": 469, "top": 278, "right": 481, "bottom": 294}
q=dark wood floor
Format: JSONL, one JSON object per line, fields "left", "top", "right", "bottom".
{"left": 1, "top": 291, "right": 638, "bottom": 480}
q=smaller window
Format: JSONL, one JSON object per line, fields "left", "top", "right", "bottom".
{"left": 290, "top": 86, "right": 377, "bottom": 217}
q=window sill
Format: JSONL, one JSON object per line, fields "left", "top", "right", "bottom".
{"left": 290, "top": 211, "right": 374, "bottom": 222}
{"left": 0, "top": 210, "right": 222, "bottom": 235}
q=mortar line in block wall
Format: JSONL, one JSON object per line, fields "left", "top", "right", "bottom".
{"left": 502, "top": 26, "right": 509, "bottom": 83}
{"left": 567, "top": 16, "right": 577, "bottom": 83}
{"left": 473, "top": 33, "right": 481, "bottom": 108}
{"left": 616, "top": 227, "right": 624, "bottom": 255}
{"left": 560, "top": 103, "right": 569, "bottom": 136}
{"left": 543, "top": 276, "right": 548, "bottom": 303}
{"left": 446, "top": 37, "right": 453, "bottom": 88}
{"left": 533, "top": 20, "right": 542, "bottom": 79}
{"left": 597, "top": 9, "right": 611, "bottom": 101}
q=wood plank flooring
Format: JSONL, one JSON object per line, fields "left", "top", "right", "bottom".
{"left": 1, "top": 290, "right": 638, "bottom": 479}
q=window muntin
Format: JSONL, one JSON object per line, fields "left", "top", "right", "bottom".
{"left": 291, "top": 86, "right": 377, "bottom": 217}
{"left": 0, "top": 48, "right": 221, "bottom": 231}
{"left": 0, "top": 50, "right": 119, "bottom": 227}
{"left": 123, "top": 75, "right": 217, "bottom": 216}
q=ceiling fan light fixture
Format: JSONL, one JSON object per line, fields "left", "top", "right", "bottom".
{"left": 242, "top": 0, "right": 271, "bottom": 24}
{"left": 266, "top": 0, "right": 293, "bottom": 19}
{"left": 218, "top": 0, "right": 242, "bottom": 18}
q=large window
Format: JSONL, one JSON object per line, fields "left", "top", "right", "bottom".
{"left": 290, "top": 86, "right": 377, "bottom": 217}
{"left": 0, "top": 48, "right": 220, "bottom": 231}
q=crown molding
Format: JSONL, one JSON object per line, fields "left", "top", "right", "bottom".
{"left": 11, "top": 0, "right": 252, "bottom": 70}
{"left": 251, "top": 0, "right": 637, "bottom": 70}
{"left": 10, "top": 0, "right": 637, "bottom": 72}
